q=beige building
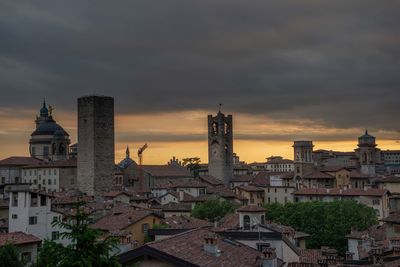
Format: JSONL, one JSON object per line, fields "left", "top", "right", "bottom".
{"left": 0, "top": 232, "right": 41, "bottom": 266}
{"left": 234, "top": 185, "right": 265, "bottom": 206}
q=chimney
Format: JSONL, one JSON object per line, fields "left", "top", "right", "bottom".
{"left": 179, "top": 191, "right": 184, "bottom": 202}
{"left": 203, "top": 234, "right": 221, "bottom": 256}
{"left": 261, "top": 247, "right": 277, "bottom": 267}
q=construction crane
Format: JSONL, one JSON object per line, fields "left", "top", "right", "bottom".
{"left": 137, "top": 144, "right": 148, "bottom": 192}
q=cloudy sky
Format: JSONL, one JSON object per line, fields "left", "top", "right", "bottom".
{"left": 0, "top": 1, "right": 399, "bottom": 164}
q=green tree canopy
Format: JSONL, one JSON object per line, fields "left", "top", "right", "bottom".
{"left": 192, "top": 199, "right": 238, "bottom": 222}
{"left": 264, "top": 200, "right": 378, "bottom": 255}
{"left": 0, "top": 243, "right": 26, "bottom": 267}
{"left": 36, "top": 202, "right": 121, "bottom": 267}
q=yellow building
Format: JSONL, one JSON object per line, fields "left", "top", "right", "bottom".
{"left": 91, "top": 209, "right": 162, "bottom": 247}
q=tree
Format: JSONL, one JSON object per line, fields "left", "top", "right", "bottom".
{"left": 0, "top": 243, "right": 26, "bottom": 267}
{"left": 192, "top": 199, "right": 238, "bottom": 222}
{"left": 182, "top": 157, "right": 201, "bottom": 178}
{"left": 36, "top": 202, "right": 121, "bottom": 267}
{"left": 264, "top": 200, "right": 378, "bottom": 255}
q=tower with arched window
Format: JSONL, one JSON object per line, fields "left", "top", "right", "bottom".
{"left": 355, "top": 130, "right": 381, "bottom": 177}
{"left": 207, "top": 111, "right": 233, "bottom": 185}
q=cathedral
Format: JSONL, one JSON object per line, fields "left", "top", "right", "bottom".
{"left": 29, "top": 100, "right": 70, "bottom": 161}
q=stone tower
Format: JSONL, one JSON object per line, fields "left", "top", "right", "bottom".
{"left": 208, "top": 111, "right": 233, "bottom": 185}
{"left": 293, "top": 141, "right": 314, "bottom": 183}
{"left": 77, "top": 95, "right": 115, "bottom": 196}
{"left": 355, "top": 130, "right": 381, "bottom": 177}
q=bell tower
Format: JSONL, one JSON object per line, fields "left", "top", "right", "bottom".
{"left": 207, "top": 110, "right": 233, "bottom": 185}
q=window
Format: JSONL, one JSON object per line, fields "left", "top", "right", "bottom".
{"left": 43, "top": 146, "right": 49, "bottom": 157}
{"left": 29, "top": 216, "right": 37, "bottom": 225}
{"left": 43, "top": 179, "right": 46, "bottom": 185}
{"left": 51, "top": 231, "right": 60, "bottom": 240}
{"left": 243, "top": 215, "right": 251, "bottom": 230}
{"left": 261, "top": 215, "right": 265, "bottom": 224}
{"left": 54, "top": 179, "right": 56, "bottom": 185}
{"left": 21, "top": 252, "right": 32, "bottom": 262}
{"left": 142, "top": 223, "right": 149, "bottom": 234}
{"left": 12, "top": 214, "right": 17, "bottom": 219}
{"left": 256, "top": 242, "right": 270, "bottom": 251}
{"left": 1, "top": 177, "right": 5, "bottom": 184}
{"left": 40, "top": 195, "right": 46, "bottom": 206}
{"left": 54, "top": 169, "right": 57, "bottom": 175}
{"left": 250, "top": 198, "right": 254, "bottom": 204}
{"left": 12, "top": 193, "right": 18, "bottom": 207}
{"left": 48, "top": 179, "right": 51, "bottom": 185}
{"left": 70, "top": 178, "right": 74, "bottom": 185}
{"left": 372, "top": 199, "right": 380, "bottom": 205}
{"left": 31, "top": 194, "right": 38, "bottom": 206}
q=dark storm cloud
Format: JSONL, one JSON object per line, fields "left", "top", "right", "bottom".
{"left": 0, "top": 1, "right": 399, "bottom": 135}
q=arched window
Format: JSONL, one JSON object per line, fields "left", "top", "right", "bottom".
{"left": 52, "top": 143, "right": 56, "bottom": 155}
{"left": 212, "top": 122, "right": 218, "bottom": 135}
{"left": 59, "top": 143, "right": 65, "bottom": 155}
{"left": 224, "top": 122, "right": 230, "bottom": 134}
{"left": 243, "top": 215, "right": 250, "bottom": 230}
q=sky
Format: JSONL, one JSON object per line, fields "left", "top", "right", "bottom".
{"left": 0, "top": 1, "right": 399, "bottom": 164}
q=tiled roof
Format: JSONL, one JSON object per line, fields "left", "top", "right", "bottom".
{"left": 231, "top": 175, "right": 253, "bottom": 182}
{"left": 0, "top": 156, "right": 42, "bottom": 166}
{"left": 154, "top": 203, "right": 192, "bottom": 212}
{"left": 0, "top": 232, "right": 41, "bottom": 246}
{"left": 162, "top": 215, "right": 211, "bottom": 229}
{"left": 103, "top": 191, "right": 131, "bottom": 198}
{"left": 319, "top": 165, "right": 349, "bottom": 172}
{"left": 23, "top": 158, "right": 77, "bottom": 169}
{"left": 303, "top": 171, "right": 334, "bottom": 179}
{"left": 146, "top": 228, "right": 263, "bottom": 267}
{"left": 382, "top": 212, "right": 400, "bottom": 224}
{"left": 349, "top": 170, "right": 370, "bottom": 179}
{"left": 252, "top": 172, "right": 271, "bottom": 187}
{"left": 198, "top": 175, "right": 224, "bottom": 186}
{"left": 237, "top": 205, "right": 266, "bottom": 213}
{"left": 153, "top": 178, "right": 207, "bottom": 189}
{"left": 236, "top": 185, "right": 264, "bottom": 192}
{"left": 280, "top": 172, "right": 295, "bottom": 179}
{"left": 374, "top": 176, "right": 400, "bottom": 183}
{"left": 293, "top": 188, "right": 387, "bottom": 197}
{"left": 217, "top": 213, "right": 240, "bottom": 230}
{"left": 207, "top": 186, "right": 235, "bottom": 198}
{"left": 90, "top": 210, "right": 156, "bottom": 233}
{"left": 141, "top": 165, "right": 191, "bottom": 177}
{"left": 346, "top": 224, "right": 386, "bottom": 241}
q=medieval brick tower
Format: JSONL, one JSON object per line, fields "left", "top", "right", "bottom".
{"left": 77, "top": 95, "right": 115, "bottom": 196}
{"left": 208, "top": 111, "right": 233, "bottom": 185}
{"left": 293, "top": 141, "right": 315, "bottom": 184}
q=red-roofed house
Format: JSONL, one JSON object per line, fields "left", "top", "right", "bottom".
{"left": 0, "top": 232, "right": 41, "bottom": 265}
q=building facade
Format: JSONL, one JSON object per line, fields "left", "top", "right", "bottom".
{"left": 77, "top": 95, "right": 115, "bottom": 196}
{"left": 207, "top": 111, "right": 234, "bottom": 185}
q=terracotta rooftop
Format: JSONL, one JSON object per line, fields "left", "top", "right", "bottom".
{"left": 252, "top": 172, "right": 271, "bottom": 187}
{"left": 0, "top": 232, "right": 41, "bottom": 246}
{"left": 373, "top": 176, "right": 400, "bottom": 183}
{"left": 207, "top": 185, "right": 236, "bottom": 198}
{"left": 217, "top": 213, "right": 240, "bottom": 230}
{"left": 237, "top": 205, "right": 266, "bottom": 213}
{"left": 198, "top": 175, "right": 224, "bottom": 186}
{"left": 154, "top": 203, "right": 192, "bottom": 212}
{"left": 349, "top": 170, "right": 370, "bottom": 179}
{"left": 382, "top": 212, "right": 400, "bottom": 224}
{"left": 103, "top": 191, "right": 131, "bottom": 198}
{"left": 153, "top": 178, "right": 207, "bottom": 189}
{"left": 162, "top": 215, "right": 211, "bottom": 229}
{"left": 236, "top": 185, "right": 264, "bottom": 192}
{"left": 319, "top": 165, "right": 349, "bottom": 172}
{"left": 0, "top": 156, "right": 42, "bottom": 166}
{"left": 91, "top": 210, "right": 157, "bottom": 233}
{"left": 141, "top": 165, "right": 191, "bottom": 177}
{"left": 23, "top": 158, "right": 77, "bottom": 169}
{"left": 144, "top": 228, "right": 263, "bottom": 267}
{"left": 231, "top": 175, "right": 253, "bottom": 182}
{"left": 293, "top": 187, "right": 387, "bottom": 197}
{"left": 303, "top": 171, "right": 335, "bottom": 179}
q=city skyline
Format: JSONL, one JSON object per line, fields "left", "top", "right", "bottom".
{"left": 1, "top": 1, "right": 399, "bottom": 163}
{"left": 0, "top": 99, "right": 399, "bottom": 164}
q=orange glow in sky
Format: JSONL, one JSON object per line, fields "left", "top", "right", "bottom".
{"left": 1, "top": 108, "right": 399, "bottom": 164}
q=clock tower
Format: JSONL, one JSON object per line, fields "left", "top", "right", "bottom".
{"left": 208, "top": 111, "right": 233, "bottom": 185}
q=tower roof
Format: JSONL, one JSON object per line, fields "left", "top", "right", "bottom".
{"left": 359, "top": 129, "right": 375, "bottom": 139}
{"left": 40, "top": 99, "right": 49, "bottom": 117}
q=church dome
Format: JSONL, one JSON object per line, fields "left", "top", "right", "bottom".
{"left": 358, "top": 130, "right": 376, "bottom": 147}
{"left": 31, "top": 117, "right": 69, "bottom": 137}
{"left": 118, "top": 157, "right": 136, "bottom": 169}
